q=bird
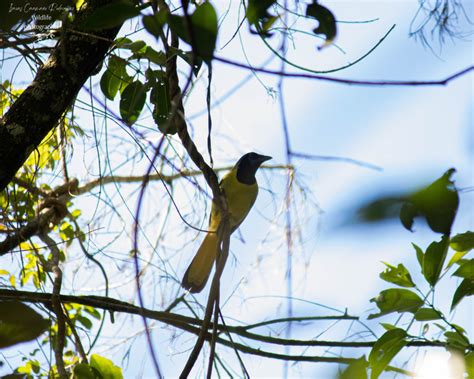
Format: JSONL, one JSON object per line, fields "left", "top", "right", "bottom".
{"left": 181, "top": 152, "right": 272, "bottom": 293}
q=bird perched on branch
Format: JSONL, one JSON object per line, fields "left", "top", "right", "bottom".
{"left": 182, "top": 152, "right": 272, "bottom": 293}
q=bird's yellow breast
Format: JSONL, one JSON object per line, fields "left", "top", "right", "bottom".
{"left": 208, "top": 168, "right": 258, "bottom": 232}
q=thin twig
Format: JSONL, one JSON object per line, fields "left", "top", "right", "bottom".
{"left": 39, "top": 233, "right": 67, "bottom": 379}
{"left": 214, "top": 56, "right": 474, "bottom": 86}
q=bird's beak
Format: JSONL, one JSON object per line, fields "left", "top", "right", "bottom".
{"left": 258, "top": 155, "right": 272, "bottom": 163}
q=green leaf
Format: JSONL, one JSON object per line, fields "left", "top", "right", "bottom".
{"left": 368, "top": 289, "right": 424, "bottom": 319}
{"left": 412, "top": 243, "right": 424, "bottom": 269}
{"left": 73, "top": 363, "right": 101, "bottom": 379}
{"left": 450, "top": 231, "right": 474, "bottom": 252}
{"left": 90, "top": 354, "right": 123, "bottom": 379}
{"left": 17, "top": 359, "right": 41, "bottom": 375}
{"left": 143, "top": 47, "right": 167, "bottom": 65}
{"left": 120, "top": 81, "right": 146, "bottom": 126}
{"left": 306, "top": 1, "right": 337, "bottom": 49}
{"left": 465, "top": 351, "right": 474, "bottom": 379}
{"left": 114, "top": 37, "right": 133, "bottom": 48}
{"left": 100, "top": 56, "right": 129, "bottom": 100}
{"left": 339, "top": 356, "right": 368, "bottom": 379}
{"left": 131, "top": 46, "right": 167, "bottom": 66}
{"left": 453, "top": 259, "right": 474, "bottom": 279}
{"left": 166, "top": 3, "right": 218, "bottom": 61}
{"left": 84, "top": 306, "right": 101, "bottom": 320}
{"left": 368, "top": 328, "right": 408, "bottom": 379}
{"left": 409, "top": 168, "right": 459, "bottom": 234}
{"left": 128, "top": 40, "right": 146, "bottom": 53}
{"left": 71, "top": 209, "right": 82, "bottom": 219}
{"left": 380, "top": 323, "right": 397, "bottom": 331}
{"left": 400, "top": 202, "right": 418, "bottom": 231}
{"left": 447, "top": 250, "right": 469, "bottom": 268}
{"left": 414, "top": 308, "right": 442, "bottom": 321}
{"left": 143, "top": 13, "right": 166, "bottom": 38}
{"left": 76, "top": 315, "right": 93, "bottom": 330}
{"left": 0, "top": 302, "right": 49, "bottom": 348}
{"left": 379, "top": 262, "right": 415, "bottom": 287}
{"left": 246, "top": 0, "right": 277, "bottom": 36}
{"left": 167, "top": 15, "right": 189, "bottom": 43}
{"left": 246, "top": 0, "right": 276, "bottom": 24}
{"left": 150, "top": 79, "right": 174, "bottom": 134}
{"left": 423, "top": 236, "right": 449, "bottom": 286}
{"left": 444, "top": 331, "right": 470, "bottom": 350}
{"left": 356, "top": 197, "right": 403, "bottom": 223}
{"left": 82, "top": 1, "right": 140, "bottom": 30}
{"left": 190, "top": 2, "right": 218, "bottom": 61}
{"left": 451, "top": 279, "right": 473, "bottom": 311}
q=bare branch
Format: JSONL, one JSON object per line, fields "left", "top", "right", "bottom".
{"left": 0, "top": 289, "right": 461, "bottom": 353}
{"left": 214, "top": 56, "right": 474, "bottom": 86}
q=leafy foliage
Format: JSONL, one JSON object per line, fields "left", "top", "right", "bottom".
{"left": 368, "top": 329, "right": 407, "bottom": 379}
{"left": 306, "top": 1, "right": 337, "bottom": 49}
{"left": 81, "top": 0, "right": 140, "bottom": 30}
{"left": 0, "top": 301, "right": 49, "bottom": 348}
{"left": 246, "top": 0, "right": 277, "bottom": 36}
{"left": 355, "top": 169, "right": 459, "bottom": 235}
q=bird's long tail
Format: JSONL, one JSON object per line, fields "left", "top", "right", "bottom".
{"left": 181, "top": 233, "right": 219, "bottom": 293}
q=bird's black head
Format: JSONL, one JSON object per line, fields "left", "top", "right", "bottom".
{"left": 235, "top": 152, "right": 272, "bottom": 185}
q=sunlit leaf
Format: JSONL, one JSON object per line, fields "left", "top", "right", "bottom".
{"left": 339, "top": 356, "right": 368, "bottom": 379}
{"left": 450, "top": 231, "right": 474, "bottom": 252}
{"left": 369, "top": 289, "right": 423, "bottom": 319}
{"left": 379, "top": 262, "right": 415, "bottom": 287}
{"left": 100, "top": 56, "right": 129, "bottom": 100}
{"left": 75, "top": 315, "right": 92, "bottom": 330}
{"left": 453, "top": 259, "right": 474, "bottom": 279}
{"left": 73, "top": 363, "right": 101, "bottom": 379}
{"left": 451, "top": 279, "right": 473, "bottom": 311}
{"left": 368, "top": 328, "right": 408, "bottom": 379}
{"left": 90, "top": 354, "right": 123, "bottom": 379}
{"left": 380, "top": 323, "right": 397, "bottom": 331}
{"left": 444, "top": 331, "right": 470, "bottom": 350}
{"left": 127, "top": 40, "right": 146, "bottom": 53}
{"left": 465, "top": 351, "right": 474, "bottom": 379}
{"left": 84, "top": 306, "right": 101, "bottom": 320}
{"left": 422, "top": 236, "right": 449, "bottom": 286}
{"left": 447, "top": 250, "right": 468, "bottom": 268}
{"left": 414, "top": 307, "right": 442, "bottom": 321}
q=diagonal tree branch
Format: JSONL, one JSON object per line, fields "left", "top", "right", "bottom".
{"left": 0, "top": 0, "right": 123, "bottom": 192}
